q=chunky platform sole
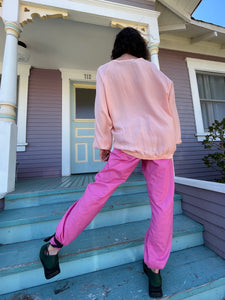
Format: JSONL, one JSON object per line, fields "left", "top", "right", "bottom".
{"left": 40, "top": 257, "right": 60, "bottom": 280}
{"left": 143, "top": 262, "right": 163, "bottom": 298}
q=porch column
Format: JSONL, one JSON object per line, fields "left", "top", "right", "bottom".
{"left": 147, "top": 18, "right": 160, "bottom": 69}
{"left": 148, "top": 42, "right": 160, "bottom": 69}
{"left": 0, "top": 0, "right": 21, "bottom": 199}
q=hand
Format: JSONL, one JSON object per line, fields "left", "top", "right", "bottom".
{"left": 100, "top": 149, "right": 110, "bottom": 162}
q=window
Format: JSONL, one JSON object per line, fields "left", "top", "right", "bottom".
{"left": 74, "top": 85, "right": 96, "bottom": 120}
{"left": 196, "top": 72, "right": 225, "bottom": 131}
{"left": 186, "top": 58, "right": 225, "bottom": 141}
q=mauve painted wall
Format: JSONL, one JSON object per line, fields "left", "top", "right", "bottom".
{"left": 159, "top": 49, "right": 225, "bottom": 181}
{"left": 17, "top": 68, "right": 62, "bottom": 179}
{"left": 176, "top": 183, "right": 225, "bottom": 260}
{"left": 104, "top": 0, "right": 155, "bottom": 10}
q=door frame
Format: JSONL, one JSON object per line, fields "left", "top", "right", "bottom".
{"left": 60, "top": 68, "right": 97, "bottom": 176}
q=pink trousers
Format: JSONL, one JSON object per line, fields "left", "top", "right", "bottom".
{"left": 50, "top": 148, "right": 174, "bottom": 269}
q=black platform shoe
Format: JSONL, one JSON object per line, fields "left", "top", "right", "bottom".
{"left": 39, "top": 234, "right": 63, "bottom": 280}
{"left": 143, "top": 261, "right": 163, "bottom": 298}
{"left": 39, "top": 243, "right": 60, "bottom": 280}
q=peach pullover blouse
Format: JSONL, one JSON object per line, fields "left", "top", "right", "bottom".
{"left": 93, "top": 54, "right": 182, "bottom": 160}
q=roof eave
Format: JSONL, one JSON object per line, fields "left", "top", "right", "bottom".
{"left": 190, "top": 17, "right": 225, "bottom": 34}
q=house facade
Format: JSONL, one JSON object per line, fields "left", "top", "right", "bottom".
{"left": 0, "top": 0, "right": 225, "bottom": 198}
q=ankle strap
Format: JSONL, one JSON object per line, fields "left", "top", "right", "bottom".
{"left": 52, "top": 236, "right": 63, "bottom": 248}
{"left": 44, "top": 234, "right": 63, "bottom": 248}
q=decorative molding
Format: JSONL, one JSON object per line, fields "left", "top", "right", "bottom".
{"left": 0, "top": 104, "right": 16, "bottom": 122}
{"left": 148, "top": 42, "right": 159, "bottom": 55}
{"left": 4, "top": 22, "right": 22, "bottom": 38}
{"left": 75, "top": 143, "right": 88, "bottom": 163}
{"left": 19, "top": 4, "right": 68, "bottom": 26}
{"left": 185, "top": 57, "right": 225, "bottom": 141}
{"left": 93, "top": 148, "right": 101, "bottom": 162}
{"left": 191, "top": 31, "right": 218, "bottom": 44}
{"left": 111, "top": 20, "right": 148, "bottom": 41}
{"left": 75, "top": 128, "right": 95, "bottom": 138}
{"left": 21, "top": 0, "right": 160, "bottom": 23}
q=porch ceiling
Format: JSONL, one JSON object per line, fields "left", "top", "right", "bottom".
{"left": 0, "top": 16, "right": 121, "bottom": 70}
{"left": 0, "top": 0, "right": 160, "bottom": 71}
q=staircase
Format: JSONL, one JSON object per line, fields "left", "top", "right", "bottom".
{"left": 0, "top": 174, "right": 225, "bottom": 299}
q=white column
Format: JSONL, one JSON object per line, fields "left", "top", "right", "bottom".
{"left": 61, "top": 71, "right": 71, "bottom": 176}
{"left": 147, "top": 18, "right": 160, "bottom": 69}
{"left": 0, "top": 0, "right": 22, "bottom": 199}
{"left": 148, "top": 42, "right": 160, "bottom": 69}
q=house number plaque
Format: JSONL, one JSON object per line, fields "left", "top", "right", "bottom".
{"left": 84, "top": 74, "right": 92, "bottom": 80}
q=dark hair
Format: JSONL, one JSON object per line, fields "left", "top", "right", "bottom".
{"left": 111, "top": 27, "right": 150, "bottom": 60}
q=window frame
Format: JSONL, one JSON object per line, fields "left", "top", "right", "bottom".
{"left": 186, "top": 57, "right": 225, "bottom": 141}
{"left": 0, "top": 63, "right": 31, "bottom": 151}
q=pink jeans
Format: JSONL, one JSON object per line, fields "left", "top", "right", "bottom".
{"left": 50, "top": 148, "right": 174, "bottom": 269}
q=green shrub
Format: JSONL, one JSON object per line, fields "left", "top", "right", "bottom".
{"left": 202, "top": 119, "right": 225, "bottom": 183}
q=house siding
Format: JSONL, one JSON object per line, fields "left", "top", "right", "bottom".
{"left": 16, "top": 68, "right": 62, "bottom": 179}
{"left": 104, "top": 0, "right": 155, "bottom": 10}
{"left": 176, "top": 183, "right": 225, "bottom": 260}
{"left": 159, "top": 49, "right": 225, "bottom": 181}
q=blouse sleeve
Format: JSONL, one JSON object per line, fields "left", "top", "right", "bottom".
{"left": 93, "top": 69, "right": 113, "bottom": 150}
{"left": 168, "top": 82, "right": 182, "bottom": 145}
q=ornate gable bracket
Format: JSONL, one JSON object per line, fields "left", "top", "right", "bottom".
{"left": 19, "top": 4, "right": 68, "bottom": 26}
{"left": 111, "top": 20, "right": 149, "bottom": 42}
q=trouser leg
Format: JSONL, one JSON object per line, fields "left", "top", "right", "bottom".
{"left": 142, "top": 159, "right": 174, "bottom": 270}
{"left": 50, "top": 149, "right": 140, "bottom": 247}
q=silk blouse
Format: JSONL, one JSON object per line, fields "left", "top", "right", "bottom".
{"left": 93, "top": 54, "right": 182, "bottom": 160}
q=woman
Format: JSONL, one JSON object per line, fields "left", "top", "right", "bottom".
{"left": 40, "top": 27, "right": 181, "bottom": 298}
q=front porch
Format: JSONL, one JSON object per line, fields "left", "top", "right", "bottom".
{"left": 10, "top": 172, "right": 145, "bottom": 195}
{"left": 0, "top": 0, "right": 161, "bottom": 199}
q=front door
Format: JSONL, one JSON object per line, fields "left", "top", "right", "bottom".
{"left": 71, "top": 82, "right": 106, "bottom": 174}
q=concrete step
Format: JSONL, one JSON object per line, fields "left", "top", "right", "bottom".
{"left": 0, "top": 214, "right": 204, "bottom": 295}
{"left": 0, "top": 193, "right": 182, "bottom": 244}
{"left": 1, "top": 246, "right": 223, "bottom": 300}
{"left": 4, "top": 175, "right": 148, "bottom": 210}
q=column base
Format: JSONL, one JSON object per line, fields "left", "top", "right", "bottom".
{"left": 0, "top": 121, "right": 17, "bottom": 200}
